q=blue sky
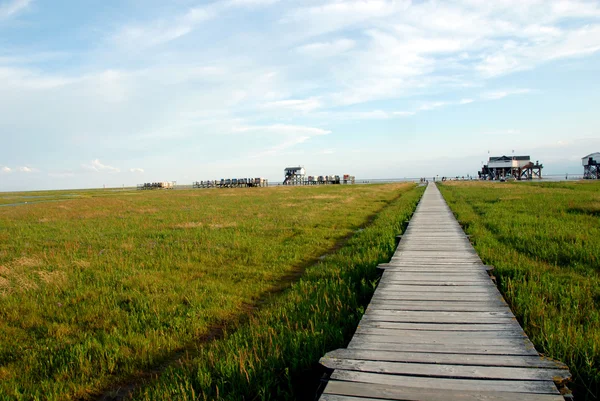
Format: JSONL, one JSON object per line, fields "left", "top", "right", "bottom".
{"left": 1, "top": 0, "right": 600, "bottom": 191}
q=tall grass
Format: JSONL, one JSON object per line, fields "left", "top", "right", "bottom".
{"left": 439, "top": 180, "right": 600, "bottom": 400}
{"left": 0, "top": 184, "right": 420, "bottom": 400}
{"left": 129, "top": 184, "right": 424, "bottom": 400}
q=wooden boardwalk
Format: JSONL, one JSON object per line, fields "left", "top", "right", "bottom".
{"left": 319, "top": 183, "right": 571, "bottom": 401}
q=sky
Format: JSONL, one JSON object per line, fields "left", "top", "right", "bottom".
{"left": 1, "top": 0, "right": 600, "bottom": 191}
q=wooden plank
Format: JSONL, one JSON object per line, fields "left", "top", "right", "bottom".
{"left": 321, "top": 358, "right": 570, "bottom": 381}
{"left": 329, "top": 370, "right": 560, "bottom": 394}
{"left": 366, "top": 303, "right": 509, "bottom": 312}
{"left": 321, "top": 381, "right": 566, "bottom": 400}
{"left": 361, "top": 315, "right": 517, "bottom": 324}
{"left": 376, "top": 285, "right": 495, "bottom": 293}
{"left": 374, "top": 289, "right": 502, "bottom": 301}
{"left": 384, "top": 271, "right": 489, "bottom": 276}
{"left": 377, "top": 280, "right": 497, "bottom": 287}
{"left": 367, "top": 299, "right": 508, "bottom": 308}
{"left": 382, "top": 268, "right": 489, "bottom": 272}
{"left": 357, "top": 321, "right": 520, "bottom": 331}
{"left": 384, "top": 271, "right": 488, "bottom": 275}
{"left": 365, "top": 310, "right": 515, "bottom": 318}
{"left": 380, "top": 278, "right": 493, "bottom": 283}
{"left": 379, "top": 277, "right": 491, "bottom": 283}
{"left": 323, "top": 349, "right": 566, "bottom": 369}
{"left": 347, "top": 338, "right": 539, "bottom": 356}
{"left": 355, "top": 327, "right": 526, "bottom": 339}
{"left": 373, "top": 291, "right": 502, "bottom": 302}
{"left": 349, "top": 333, "right": 530, "bottom": 347}
{"left": 373, "top": 280, "right": 493, "bottom": 286}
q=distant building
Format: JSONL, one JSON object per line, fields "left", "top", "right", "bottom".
{"left": 479, "top": 155, "right": 543, "bottom": 180}
{"left": 283, "top": 166, "right": 306, "bottom": 185}
{"left": 582, "top": 153, "right": 600, "bottom": 179}
{"left": 488, "top": 155, "right": 531, "bottom": 169}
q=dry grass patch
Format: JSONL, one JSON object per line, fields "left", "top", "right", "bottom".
{"left": 0, "top": 276, "right": 9, "bottom": 291}
{"left": 35, "top": 270, "right": 67, "bottom": 287}
{"left": 12, "top": 256, "right": 43, "bottom": 268}
{"left": 209, "top": 222, "right": 237, "bottom": 229}
{"left": 136, "top": 208, "right": 159, "bottom": 214}
{"left": 175, "top": 222, "right": 204, "bottom": 229}
{"left": 307, "top": 195, "right": 340, "bottom": 200}
{"left": 73, "top": 260, "right": 91, "bottom": 269}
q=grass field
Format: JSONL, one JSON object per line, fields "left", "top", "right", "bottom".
{"left": 439, "top": 180, "right": 600, "bottom": 400}
{"left": 0, "top": 183, "right": 422, "bottom": 400}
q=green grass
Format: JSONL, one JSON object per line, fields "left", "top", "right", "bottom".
{"left": 129, "top": 183, "right": 424, "bottom": 400}
{"left": 439, "top": 180, "right": 600, "bottom": 400}
{"left": 0, "top": 183, "right": 422, "bottom": 400}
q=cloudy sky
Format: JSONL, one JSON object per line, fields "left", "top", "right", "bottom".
{"left": 1, "top": 0, "right": 600, "bottom": 190}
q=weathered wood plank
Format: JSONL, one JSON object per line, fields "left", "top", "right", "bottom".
{"left": 355, "top": 327, "right": 526, "bottom": 339}
{"left": 323, "top": 349, "right": 566, "bottom": 369}
{"left": 366, "top": 303, "right": 510, "bottom": 312}
{"left": 382, "top": 267, "right": 490, "bottom": 272}
{"left": 347, "top": 338, "right": 539, "bottom": 356}
{"left": 371, "top": 296, "right": 499, "bottom": 302}
{"left": 321, "top": 381, "right": 566, "bottom": 400}
{"left": 329, "top": 370, "right": 561, "bottom": 394}
{"left": 373, "top": 280, "right": 493, "bottom": 286}
{"left": 373, "top": 291, "right": 501, "bottom": 302}
{"left": 321, "top": 358, "right": 570, "bottom": 381}
{"left": 376, "top": 285, "right": 495, "bottom": 293}
{"left": 349, "top": 333, "right": 530, "bottom": 347}
{"left": 357, "top": 321, "right": 520, "bottom": 331}
{"left": 361, "top": 315, "right": 517, "bottom": 324}
{"left": 365, "top": 310, "right": 515, "bottom": 318}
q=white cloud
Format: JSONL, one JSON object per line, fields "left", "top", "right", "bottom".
{"left": 113, "top": 6, "right": 216, "bottom": 48}
{"left": 483, "top": 129, "right": 522, "bottom": 136}
{"left": 296, "top": 39, "right": 355, "bottom": 57}
{"left": 0, "top": 0, "right": 31, "bottom": 19}
{"left": 233, "top": 124, "right": 331, "bottom": 157}
{"left": 459, "top": 98, "right": 474, "bottom": 104}
{"left": 130, "top": 168, "right": 144, "bottom": 173}
{"left": 112, "top": 0, "right": 280, "bottom": 49}
{"left": 317, "top": 110, "right": 392, "bottom": 120}
{"left": 393, "top": 111, "right": 416, "bottom": 117}
{"left": 263, "top": 97, "right": 321, "bottom": 112}
{"left": 284, "top": 0, "right": 407, "bottom": 36}
{"left": 0, "top": 67, "right": 75, "bottom": 90}
{"left": 481, "top": 88, "right": 531, "bottom": 100}
{"left": 232, "top": 124, "right": 331, "bottom": 137}
{"left": 17, "top": 166, "right": 36, "bottom": 172}
{"left": 47, "top": 170, "right": 75, "bottom": 178}
{"left": 82, "top": 159, "right": 120, "bottom": 173}
{"left": 1, "top": 166, "right": 11, "bottom": 173}
{"left": 417, "top": 101, "right": 448, "bottom": 111}
{"left": 225, "top": 0, "right": 279, "bottom": 7}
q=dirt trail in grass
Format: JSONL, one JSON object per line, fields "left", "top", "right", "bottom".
{"left": 92, "top": 196, "right": 402, "bottom": 401}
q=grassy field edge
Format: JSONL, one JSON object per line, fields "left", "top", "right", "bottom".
{"left": 123, "top": 184, "right": 424, "bottom": 400}
{"left": 438, "top": 181, "right": 600, "bottom": 400}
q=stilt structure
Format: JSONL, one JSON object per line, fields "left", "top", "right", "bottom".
{"left": 479, "top": 155, "right": 543, "bottom": 180}
{"left": 583, "top": 153, "right": 600, "bottom": 179}
{"left": 283, "top": 166, "right": 306, "bottom": 185}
